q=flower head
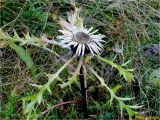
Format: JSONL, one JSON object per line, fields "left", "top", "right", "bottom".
{"left": 57, "top": 8, "right": 105, "bottom": 56}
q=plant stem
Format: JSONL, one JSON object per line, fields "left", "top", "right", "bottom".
{"left": 40, "top": 100, "right": 82, "bottom": 116}
{"left": 80, "top": 65, "right": 88, "bottom": 118}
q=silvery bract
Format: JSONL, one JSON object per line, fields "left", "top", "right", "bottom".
{"left": 57, "top": 8, "right": 105, "bottom": 56}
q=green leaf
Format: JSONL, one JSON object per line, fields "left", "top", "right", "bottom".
{"left": 96, "top": 55, "right": 134, "bottom": 82}
{"left": 9, "top": 43, "right": 37, "bottom": 76}
{"left": 117, "top": 97, "right": 135, "bottom": 101}
{"left": 128, "top": 105, "right": 142, "bottom": 109}
{"left": 126, "top": 107, "right": 136, "bottom": 120}
{"left": 88, "top": 65, "right": 139, "bottom": 119}
{"left": 118, "top": 101, "right": 136, "bottom": 120}
{"left": 22, "top": 56, "right": 75, "bottom": 118}
{"left": 112, "top": 85, "right": 122, "bottom": 93}
{"left": 59, "top": 57, "right": 83, "bottom": 88}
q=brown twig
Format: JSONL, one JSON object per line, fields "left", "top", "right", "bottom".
{"left": 40, "top": 100, "right": 82, "bottom": 116}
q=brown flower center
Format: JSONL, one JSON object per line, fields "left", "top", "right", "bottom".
{"left": 73, "top": 32, "right": 91, "bottom": 44}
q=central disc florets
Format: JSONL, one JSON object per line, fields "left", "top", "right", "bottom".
{"left": 73, "top": 32, "right": 91, "bottom": 44}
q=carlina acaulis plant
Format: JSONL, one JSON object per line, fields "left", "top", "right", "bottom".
{"left": 0, "top": 4, "right": 142, "bottom": 120}
{"left": 56, "top": 7, "right": 106, "bottom": 118}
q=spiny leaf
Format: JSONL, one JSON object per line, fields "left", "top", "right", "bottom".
{"left": 88, "top": 65, "right": 139, "bottom": 120}
{"left": 118, "top": 101, "right": 137, "bottom": 120}
{"left": 126, "top": 107, "right": 137, "bottom": 120}
{"left": 112, "top": 85, "right": 122, "bottom": 93}
{"left": 29, "top": 83, "right": 43, "bottom": 89}
{"left": 22, "top": 56, "right": 75, "bottom": 118}
{"left": 121, "top": 60, "right": 131, "bottom": 66}
{"left": 128, "top": 105, "right": 143, "bottom": 109}
{"left": 117, "top": 97, "right": 135, "bottom": 101}
{"left": 59, "top": 57, "right": 83, "bottom": 88}
{"left": 9, "top": 43, "right": 37, "bottom": 76}
{"left": 96, "top": 55, "right": 134, "bottom": 82}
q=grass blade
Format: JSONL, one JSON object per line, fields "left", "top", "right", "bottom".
{"left": 9, "top": 43, "right": 37, "bottom": 76}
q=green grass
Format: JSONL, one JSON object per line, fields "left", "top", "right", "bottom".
{"left": 1, "top": 0, "right": 160, "bottom": 119}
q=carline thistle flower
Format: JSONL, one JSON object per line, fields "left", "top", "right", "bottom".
{"left": 57, "top": 8, "right": 106, "bottom": 56}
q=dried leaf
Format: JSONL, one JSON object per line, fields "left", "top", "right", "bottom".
{"left": 144, "top": 44, "right": 160, "bottom": 60}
